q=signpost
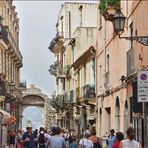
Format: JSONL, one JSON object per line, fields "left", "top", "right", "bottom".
{"left": 138, "top": 71, "right": 148, "bottom": 102}
{"left": 138, "top": 71, "right": 148, "bottom": 147}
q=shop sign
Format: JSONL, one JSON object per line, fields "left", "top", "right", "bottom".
{"left": 138, "top": 71, "right": 148, "bottom": 102}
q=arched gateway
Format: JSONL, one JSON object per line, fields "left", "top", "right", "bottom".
{"left": 19, "top": 85, "right": 55, "bottom": 129}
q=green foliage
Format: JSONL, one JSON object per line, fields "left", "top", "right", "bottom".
{"left": 99, "top": 0, "right": 120, "bottom": 14}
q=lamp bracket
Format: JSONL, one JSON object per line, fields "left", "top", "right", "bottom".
{"left": 118, "top": 34, "right": 148, "bottom": 46}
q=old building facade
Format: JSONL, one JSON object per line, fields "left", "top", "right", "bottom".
{"left": 96, "top": 0, "right": 148, "bottom": 147}
{"left": 0, "top": 0, "right": 23, "bottom": 146}
{"left": 48, "top": 2, "right": 97, "bottom": 131}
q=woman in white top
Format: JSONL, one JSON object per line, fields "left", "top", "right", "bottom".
{"left": 119, "top": 127, "right": 142, "bottom": 148}
{"left": 79, "top": 130, "right": 94, "bottom": 148}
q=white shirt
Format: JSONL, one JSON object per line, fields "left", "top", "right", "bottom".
{"left": 79, "top": 138, "right": 94, "bottom": 148}
{"left": 121, "top": 139, "right": 140, "bottom": 148}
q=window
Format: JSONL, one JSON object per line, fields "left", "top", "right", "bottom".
{"left": 79, "top": 5, "right": 83, "bottom": 27}
{"left": 106, "top": 54, "right": 109, "bottom": 72}
{"left": 92, "top": 58, "right": 95, "bottom": 84}
{"left": 99, "top": 13, "right": 102, "bottom": 30}
{"left": 129, "top": 22, "right": 133, "bottom": 49}
{"left": 84, "top": 64, "right": 86, "bottom": 85}
{"left": 100, "top": 65, "right": 102, "bottom": 83}
{"left": 60, "top": 16, "right": 64, "bottom": 36}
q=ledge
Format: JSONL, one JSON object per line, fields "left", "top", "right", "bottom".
{"left": 72, "top": 46, "right": 96, "bottom": 69}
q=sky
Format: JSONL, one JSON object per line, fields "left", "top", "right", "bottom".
{"left": 13, "top": 1, "right": 63, "bottom": 97}
{"left": 13, "top": 1, "right": 97, "bottom": 97}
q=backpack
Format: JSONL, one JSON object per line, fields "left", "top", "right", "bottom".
{"left": 38, "top": 132, "right": 45, "bottom": 144}
{"left": 65, "top": 133, "right": 73, "bottom": 144}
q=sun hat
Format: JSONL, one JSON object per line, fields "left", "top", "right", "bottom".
{"left": 26, "top": 123, "right": 32, "bottom": 128}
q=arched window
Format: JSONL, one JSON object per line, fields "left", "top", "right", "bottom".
{"left": 115, "top": 97, "right": 120, "bottom": 131}
{"left": 124, "top": 100, "right": 128, "bottom": 134}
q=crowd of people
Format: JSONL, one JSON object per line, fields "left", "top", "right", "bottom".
{"left": 7, "top": 124, "right": 142, "bottom": 148}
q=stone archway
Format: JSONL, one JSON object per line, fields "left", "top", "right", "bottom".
{"left": 19, "top": 85, "right": 55, "bottom": 129}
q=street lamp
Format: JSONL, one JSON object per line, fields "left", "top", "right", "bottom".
{"left": 112, "top": 11, "right": 148, "bottom": 46}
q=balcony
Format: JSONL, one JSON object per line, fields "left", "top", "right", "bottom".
{"left": 0, "top": 23, "right": 9, "bottom": 49}
{"left": 48, "top": 33, "right": 64, "bottom": 54}
{"left": 83, "top": 84, "right": 96, "bottom": 99}
{"left": 48, "top": 61, "right": 59, "bottom": 76}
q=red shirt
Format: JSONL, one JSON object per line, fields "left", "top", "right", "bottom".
{"left": 113, "top": 141, "right": 120, "bottom": 148}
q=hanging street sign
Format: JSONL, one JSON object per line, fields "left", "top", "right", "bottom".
{"left": 138, "top": 71, "right": 148, "bottom": 102}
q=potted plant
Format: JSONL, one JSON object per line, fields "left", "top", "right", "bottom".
{"left": 99, "top": 0, "right": 120, "bottom": 21}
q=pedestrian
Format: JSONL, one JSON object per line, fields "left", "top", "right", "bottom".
{"left": 44, "top": 129, "right": 51, "bottom": 148}
{"left": 89, "top": 127, "right": 102, "bottom": 148}
{"left": 64, "top": 129, "right": 73, "bottom": 147}
{"left": 17, "top": 130, "right": 24, "bottom": 148}
{"left": 119, "top": 127, "right": 142, "bottom": 148}
{"left": 69, "top": 133, "right": 78, "bottom": 148}
{"left": 21, "top": 124, "right": 38, "bottom": 148}
{"left": 107, "top": 129, "right": 116, "bottom": 148}
{"left": 33, "top": 129, "right": 38, "bottom": 148}
{"left": 79, "top": 130, "right": 93, "bottom": 148}
{"left": 38, "top": 127, "right": 46, "bottom": 148}
{"left": 47, "top": 126, "right": 67, "bottom": 148}
{"left": 8, "top": 129, "right": 16, "bottom": 148}
{"left": 113, "top": 132, "right": 124, "bottom": 148}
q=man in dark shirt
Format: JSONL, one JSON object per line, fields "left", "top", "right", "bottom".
{"left": 21, "top": 124, "right": 37, "bottom": 148}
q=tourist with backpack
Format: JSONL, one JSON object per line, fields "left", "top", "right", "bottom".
{"left": 38, "top": 127, "right": 46, "bottom": 148}
{"left": 64, "top": 129, "right": 73, "bottom": 147}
